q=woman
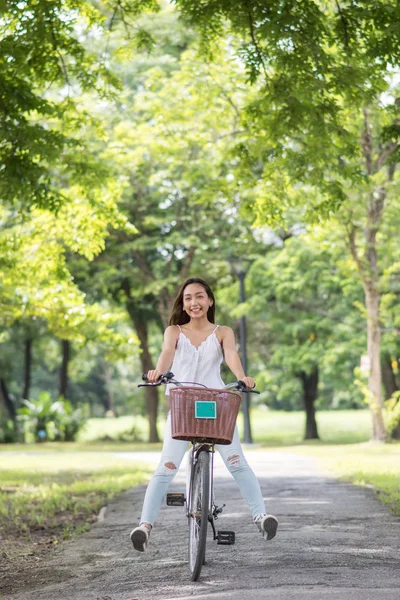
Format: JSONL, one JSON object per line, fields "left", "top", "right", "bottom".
{"left": 130, "top": 277, "right": 278, "bottom": 552}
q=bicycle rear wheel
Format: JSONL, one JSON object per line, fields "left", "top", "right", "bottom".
{"left": 188, "top": 450, "right": 210, "bottom": 581}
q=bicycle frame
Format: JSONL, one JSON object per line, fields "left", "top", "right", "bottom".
{"left": 138, "top": 371, "right": 259, "bottom": 580}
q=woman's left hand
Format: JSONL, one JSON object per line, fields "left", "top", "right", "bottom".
{"left": 241, "top": 376, "right": 255, "bottom": 389}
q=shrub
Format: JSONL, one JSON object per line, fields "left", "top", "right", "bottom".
{"left": 18, "top": 393, "right": 87, "bottom": 442}
{"left": 114, "top": 421, "right": 146, "bottom": 442}
{"left": 57, "top": 399, "right": 87, "bottom": 442}
{"left": 385, "top": 391, "right": 400, "bottom": 440}
{"left": 0, "top": 412, "right": 18, "bottom": 443}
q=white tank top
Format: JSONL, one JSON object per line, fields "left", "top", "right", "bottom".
{"left": 166, "top": 325, "right": 225, "bottom": 395}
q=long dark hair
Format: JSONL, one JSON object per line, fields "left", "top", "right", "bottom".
{"left": 169, "top": 278, "right": 216, "bottom": 326}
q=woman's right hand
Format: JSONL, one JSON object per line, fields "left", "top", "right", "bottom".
{"left": 147, "top": 369, "right": 162, "bottom": 383}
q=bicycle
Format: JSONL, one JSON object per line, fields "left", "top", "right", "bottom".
{"left": 139, "top": 371, "right": 259, "bottom": 581}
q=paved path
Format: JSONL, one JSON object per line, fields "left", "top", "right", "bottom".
{"left": 3, "top": 450, "right": 400, "bottom": 600}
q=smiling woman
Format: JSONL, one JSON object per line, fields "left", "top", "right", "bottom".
{"left": 130, "top": 277, "right": 278, "bottom": 553}
{"left": 169, "top": 278, "right": 216, "bottom": 326}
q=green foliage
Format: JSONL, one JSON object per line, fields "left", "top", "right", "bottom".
{"left": 2, "top": 1, "right": 400, "bottom": 436}
{"left": 0, "top": 1, "right": 140, "bottom": 366}
{"left": 0, "top": 0, "right": 121, "bottom": 210}
{"left": 0, "top": 200, "right": 139, "bottom": 366}
{"left": 385, "top": 391, "right": 400, "bottom": 439}
{"left": 218, "top": 222, "right": 366, "bottom": 410}
{"left": 0, "top": 411, "right": 17, "bottom": 443}
{"left": 80, "top": 31, "right": 261, "bottom": 348}
{"left": 18, "top": 393, "right": 87, "bottom": 442}
{"left": 110, "top": 421, "right": 146, "bottom": 442}
{"left": 55, "top": 399, "right": 88, "bottom": 442}
{"left": 175, "top": 1, "right": 400, "bottom": 129}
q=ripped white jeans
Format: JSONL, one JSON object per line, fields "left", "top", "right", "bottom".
{"left": 139, "top": 411, "right": 266, "bottom": 526}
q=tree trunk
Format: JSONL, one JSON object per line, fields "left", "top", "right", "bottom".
{"left": 0, "top": 378, "right": 16, "bottom": 421}
{"left": 131, "top": 316, "right": 160, "bottom": 443}
{"left": 354, "top": 112, "right": 395, "bottom": 442}
{"left": 121, "top": 279, "right": 160, "bottom": 443}
{"left": 299, "top": 368, "right": 319, "bottom": 440}
{"left": 103, "top": 360, "right": 116, "bottom": 417}
{"left": 22, "top": 338, "right": 32, "bottom": 400}
{"left": 59, "top": 340, "right": 70, "bottom": 398}
{"left": 381, "top": 355, "right": 398, "bottom": 400}
{"left": 365, "top": 286, "right": 386, "bottom": 441}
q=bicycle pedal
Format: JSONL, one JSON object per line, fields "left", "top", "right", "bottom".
{"left": 166, "top": 493, "right": 185, "bottom": 506}
{"left": 217, "top": 530, "right": 235, "bottom": 545}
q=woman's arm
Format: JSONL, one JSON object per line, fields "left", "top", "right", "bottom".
{"left": 221, "top": 327, "right": 255, "bottom": 389}
{"left": 147, "top": 326, "right": 179, "bottom": 382}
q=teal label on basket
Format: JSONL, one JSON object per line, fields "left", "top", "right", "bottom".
{"left": 195, "top": 401, "right": 217, "bottom": 419}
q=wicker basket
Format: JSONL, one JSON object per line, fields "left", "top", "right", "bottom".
{"left": 170, "top": 386, "right": 241, "bottom": 445}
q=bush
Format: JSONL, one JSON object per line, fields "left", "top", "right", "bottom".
{"left": 18, "top": 393, "right": 87, "bottom": 442}
{"left": 385, "top": 391, "right": 400, "bottom": 440}
{"left": 57, "top": 400, "right": 87, "bottom": 442}
{"left": 114, "top": 421, "right": 146, "bottom": 442}
{"left": 0, "top": 412, "right": 18, "bottom": 443}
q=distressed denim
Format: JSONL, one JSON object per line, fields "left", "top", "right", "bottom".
{"left": 140, "top": 411, "right": 266, "bottom": 526}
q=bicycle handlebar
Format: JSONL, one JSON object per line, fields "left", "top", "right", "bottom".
{"left": 138, "top": 371, "right": 260, "bottom": 394}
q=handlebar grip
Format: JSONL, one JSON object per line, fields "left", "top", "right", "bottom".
{"left": 237, "top": 380, "right": 260, "bottom": 393}
{"left": 142, "top": 374, "right": 148, "bottom": 382}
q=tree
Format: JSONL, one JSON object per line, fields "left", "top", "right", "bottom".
{"left": 162, "top": 2, "right": 400, "bottom": 441}
{"left": 223, "top": 224, "right": 366, "bottom": 439}
{"left": 0, "top": 0, "right": 130, "bottom": 211}
{"left": 68, "top": 35, "right": 259, "bottom": 440}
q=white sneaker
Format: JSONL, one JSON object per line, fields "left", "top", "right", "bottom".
{"left": 130, "top": 525, "right": 150, "bottom": 552}
{"left": 254, "top": 514, "right": 278, "bottom": 541}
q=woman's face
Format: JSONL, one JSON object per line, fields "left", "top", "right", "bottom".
{"left": 182, "top": 283, "right": 212, "bottom": 319}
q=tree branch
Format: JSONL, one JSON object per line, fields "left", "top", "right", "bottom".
{"left": 335, "top": 0, "right": 350, "bottom": 49}
{"left": 180, "top": 246, "right": 195, "bottom": 282}
{"left": 247, "top": 4, "right": 268, "bottom": 81}
{"left": 50, "top": 24, "right": 71, "bottom": 90}
{"left": 375, "top": 141, "right": 398, "bottom": 171}
{"left": 361, "top": 108, "right": 373, "bottom": 175}
{"left": 364, "top": 162, "right": 396, "bottom": 281}
{"left": 212, "top": 129, "right": 246, "bottom": 142}
{"left": 132, "top": 251, "right": 155, "bottom": 281}
{"left": 346, "top": 221, "right": 367, "bottom": 284}
{"left": 211, "top": 79, "right": 242, "bottom": 120}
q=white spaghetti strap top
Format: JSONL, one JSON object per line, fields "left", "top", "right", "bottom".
{"left": 166, "top": 325, "right": 224, "bottom": 395}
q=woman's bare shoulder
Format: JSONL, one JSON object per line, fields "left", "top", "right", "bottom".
{"left": 164, "top": 325, "right": 180, "bottom": 341}
{"left": 165, "top": 324, "right": 180, "bottom": 333}
{"left": 216, "top": 326, "right": 234, "bottom": 345}
{"left": 218, "top": 326, "right": 234, "bottom": 335}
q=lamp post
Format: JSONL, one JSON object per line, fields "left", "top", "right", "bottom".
{"left": 228, "top": 257, "right": 253, "bottom": 444}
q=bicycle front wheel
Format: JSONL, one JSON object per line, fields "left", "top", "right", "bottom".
{"left": 188, "top": 450, "right": 210, "bottom": 581}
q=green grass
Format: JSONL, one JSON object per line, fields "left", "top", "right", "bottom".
{"left": 242, "top": 408, "right": 373, "bottom": 445}
{"left": 76, "top": 414, "right": 152, "bottom": 442}
{"left": 288, "top": 442, "right": 400, "bottom": 515}
{"left": 0, "top": 441, "right": 163, "bottom": 452}
{"left": 78, "top": 408, "right": 373, "bottom": 446}
{"left": 0, "top": 409, "right": 372, "bottom": 454}
{"left": 0, "top": 453, "right": 152, "bottom": 561}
